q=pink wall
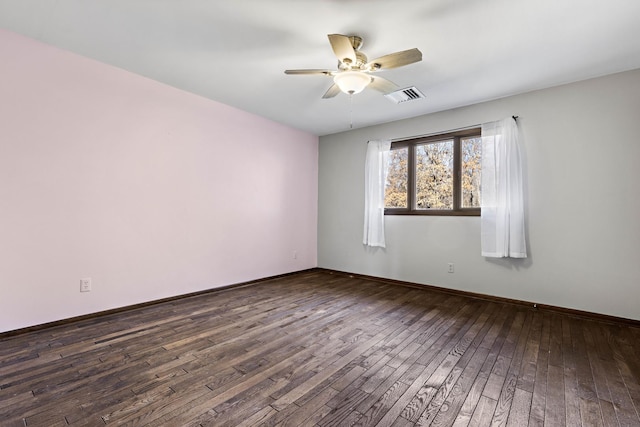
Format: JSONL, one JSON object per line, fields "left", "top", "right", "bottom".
{"left": 0, "top": 30, "right": 318, "bottom": 333}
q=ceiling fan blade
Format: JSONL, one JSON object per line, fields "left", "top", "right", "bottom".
{"left": 366, "top": 48, "right": 422, "bottom": 70}
{"left": 369, "top": 76, "right": 399, "bottom": 94}
{"left": 284, "top": 69, "right": 333, "bottom": 75}
{"left": 322, "top": 84, "right": 341, "bottom": 99}
{"left": 328, "top": 34, "right": 357, "bottom": 66}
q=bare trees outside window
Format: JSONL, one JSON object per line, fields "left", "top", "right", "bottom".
{"left": 384, "top": 128, "right": 481, "bottom": 216}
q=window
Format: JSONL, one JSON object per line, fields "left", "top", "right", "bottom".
{"left": 384, "top": 128, "right": 481, "bottom": 216}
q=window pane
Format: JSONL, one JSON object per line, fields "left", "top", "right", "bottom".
{"left": 416, "top": 140, "right": 454, "bottom": 209}
{"left": 461, "top": 137, "right": 482, "bottom": 208}
{"left": 384, "top": 147, "right": 408, "bottom": 208}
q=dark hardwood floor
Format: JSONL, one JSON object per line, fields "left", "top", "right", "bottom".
{"left": 1, "top": 270, "right": 639, "bottom": 426}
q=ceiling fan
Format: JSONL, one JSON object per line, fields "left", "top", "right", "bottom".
{"left": 285, "top": 34, "right": 422, "bottom": 99}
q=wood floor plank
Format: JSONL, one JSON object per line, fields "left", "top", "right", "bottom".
{"left": 606, "top": 323, "right": 640, "bottom": 423}
{"left": 491, "top": 310, "right": 535, "bottom": 426}
{"left": 506, "top": 387, "right": 532, "bottom": 427}
{"left": 451, "top": 373, "right": 490, "bottom": 427}
{"left": 379, "top": 301, "right": 486, "bottom": 424}
{"left": 562, "top": 317, "right": 583, "bottom": 426}
{"left": 415, "top": 303, "right": 500, "bottom": 426}
{"left": 528, "top": 312, "right": 551, "bottom": 427}
{"left": 583, "top": 324, "right": 620, "bottom": 427}
{"left": 450, "top": 305, "right": 516, "bottom": 427}
{"left": 517, "top": 311, "right": 542, "bottom": 393}
{"left": 571, "top": 319, "right": 600, "bottom": 404}
{"left": 430, "top": 345, "right": 491, "bottom": 427}
{"left": 355, "top": 380, "right": 410, "bottom": 427}
{"left": 0, "top": 270, "right": 638, "bottom": 427}
{"left": 545, "top": 364, "right": 566, "bottom": 426}
{"left": 468, "top": 395, "right": 498, "bottom": 427}
{"left": 271, "top": 320, "right": 407, "bottom": 411}
{"left": 273, "top": 383, "right": 340, "bottom": 427}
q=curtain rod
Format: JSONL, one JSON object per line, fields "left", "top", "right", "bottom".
{"left": 389, "top": 115, "right": 519, "bottom": 143}
{"left": 390, "top": 123, "right": 480, "bottom": 142}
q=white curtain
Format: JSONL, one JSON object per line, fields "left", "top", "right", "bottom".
{"left": 481, "top": 118, "right": 527, "bottom": 258}
{"left": 363, "top": 139, "right": 391, "bottom": 247}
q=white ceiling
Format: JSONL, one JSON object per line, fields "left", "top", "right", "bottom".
{"left": 2, "top": 0, "right": 640, "bottom": 136}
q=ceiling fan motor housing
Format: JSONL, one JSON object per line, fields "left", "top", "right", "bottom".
{"left": 339, "top": 51, "right": 368, "bottom": 70}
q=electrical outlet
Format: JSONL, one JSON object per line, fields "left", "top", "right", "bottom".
{"left": 293, "top": 250, "right": 298, "bottom": 259}
{"left": 447, "top": 263, "right": 454, "bottom": 273}
{"left": 80, "top": 278, "right": 92, "bottom": 292}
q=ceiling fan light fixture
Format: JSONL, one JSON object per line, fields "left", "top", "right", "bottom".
{"left": 333, "top": 71, "right": 371, "bottom": 94}
{"left": 284, "top": 34, "right": 422, "bottom": 100}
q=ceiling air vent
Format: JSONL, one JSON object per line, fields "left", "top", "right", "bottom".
{"left": 384, "top": 87, "right": 425, "bottom": 104}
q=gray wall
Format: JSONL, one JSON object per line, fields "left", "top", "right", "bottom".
{"left": 318, "top": 69, "right": 640, "bottom": 321}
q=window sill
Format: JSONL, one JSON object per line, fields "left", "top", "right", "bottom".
{"left": 384, "top": 209, "right": 480, "bottom": 217}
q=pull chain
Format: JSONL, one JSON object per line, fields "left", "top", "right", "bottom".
{"left": 349, "top": 93, "right": 353, "bottom": 129}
